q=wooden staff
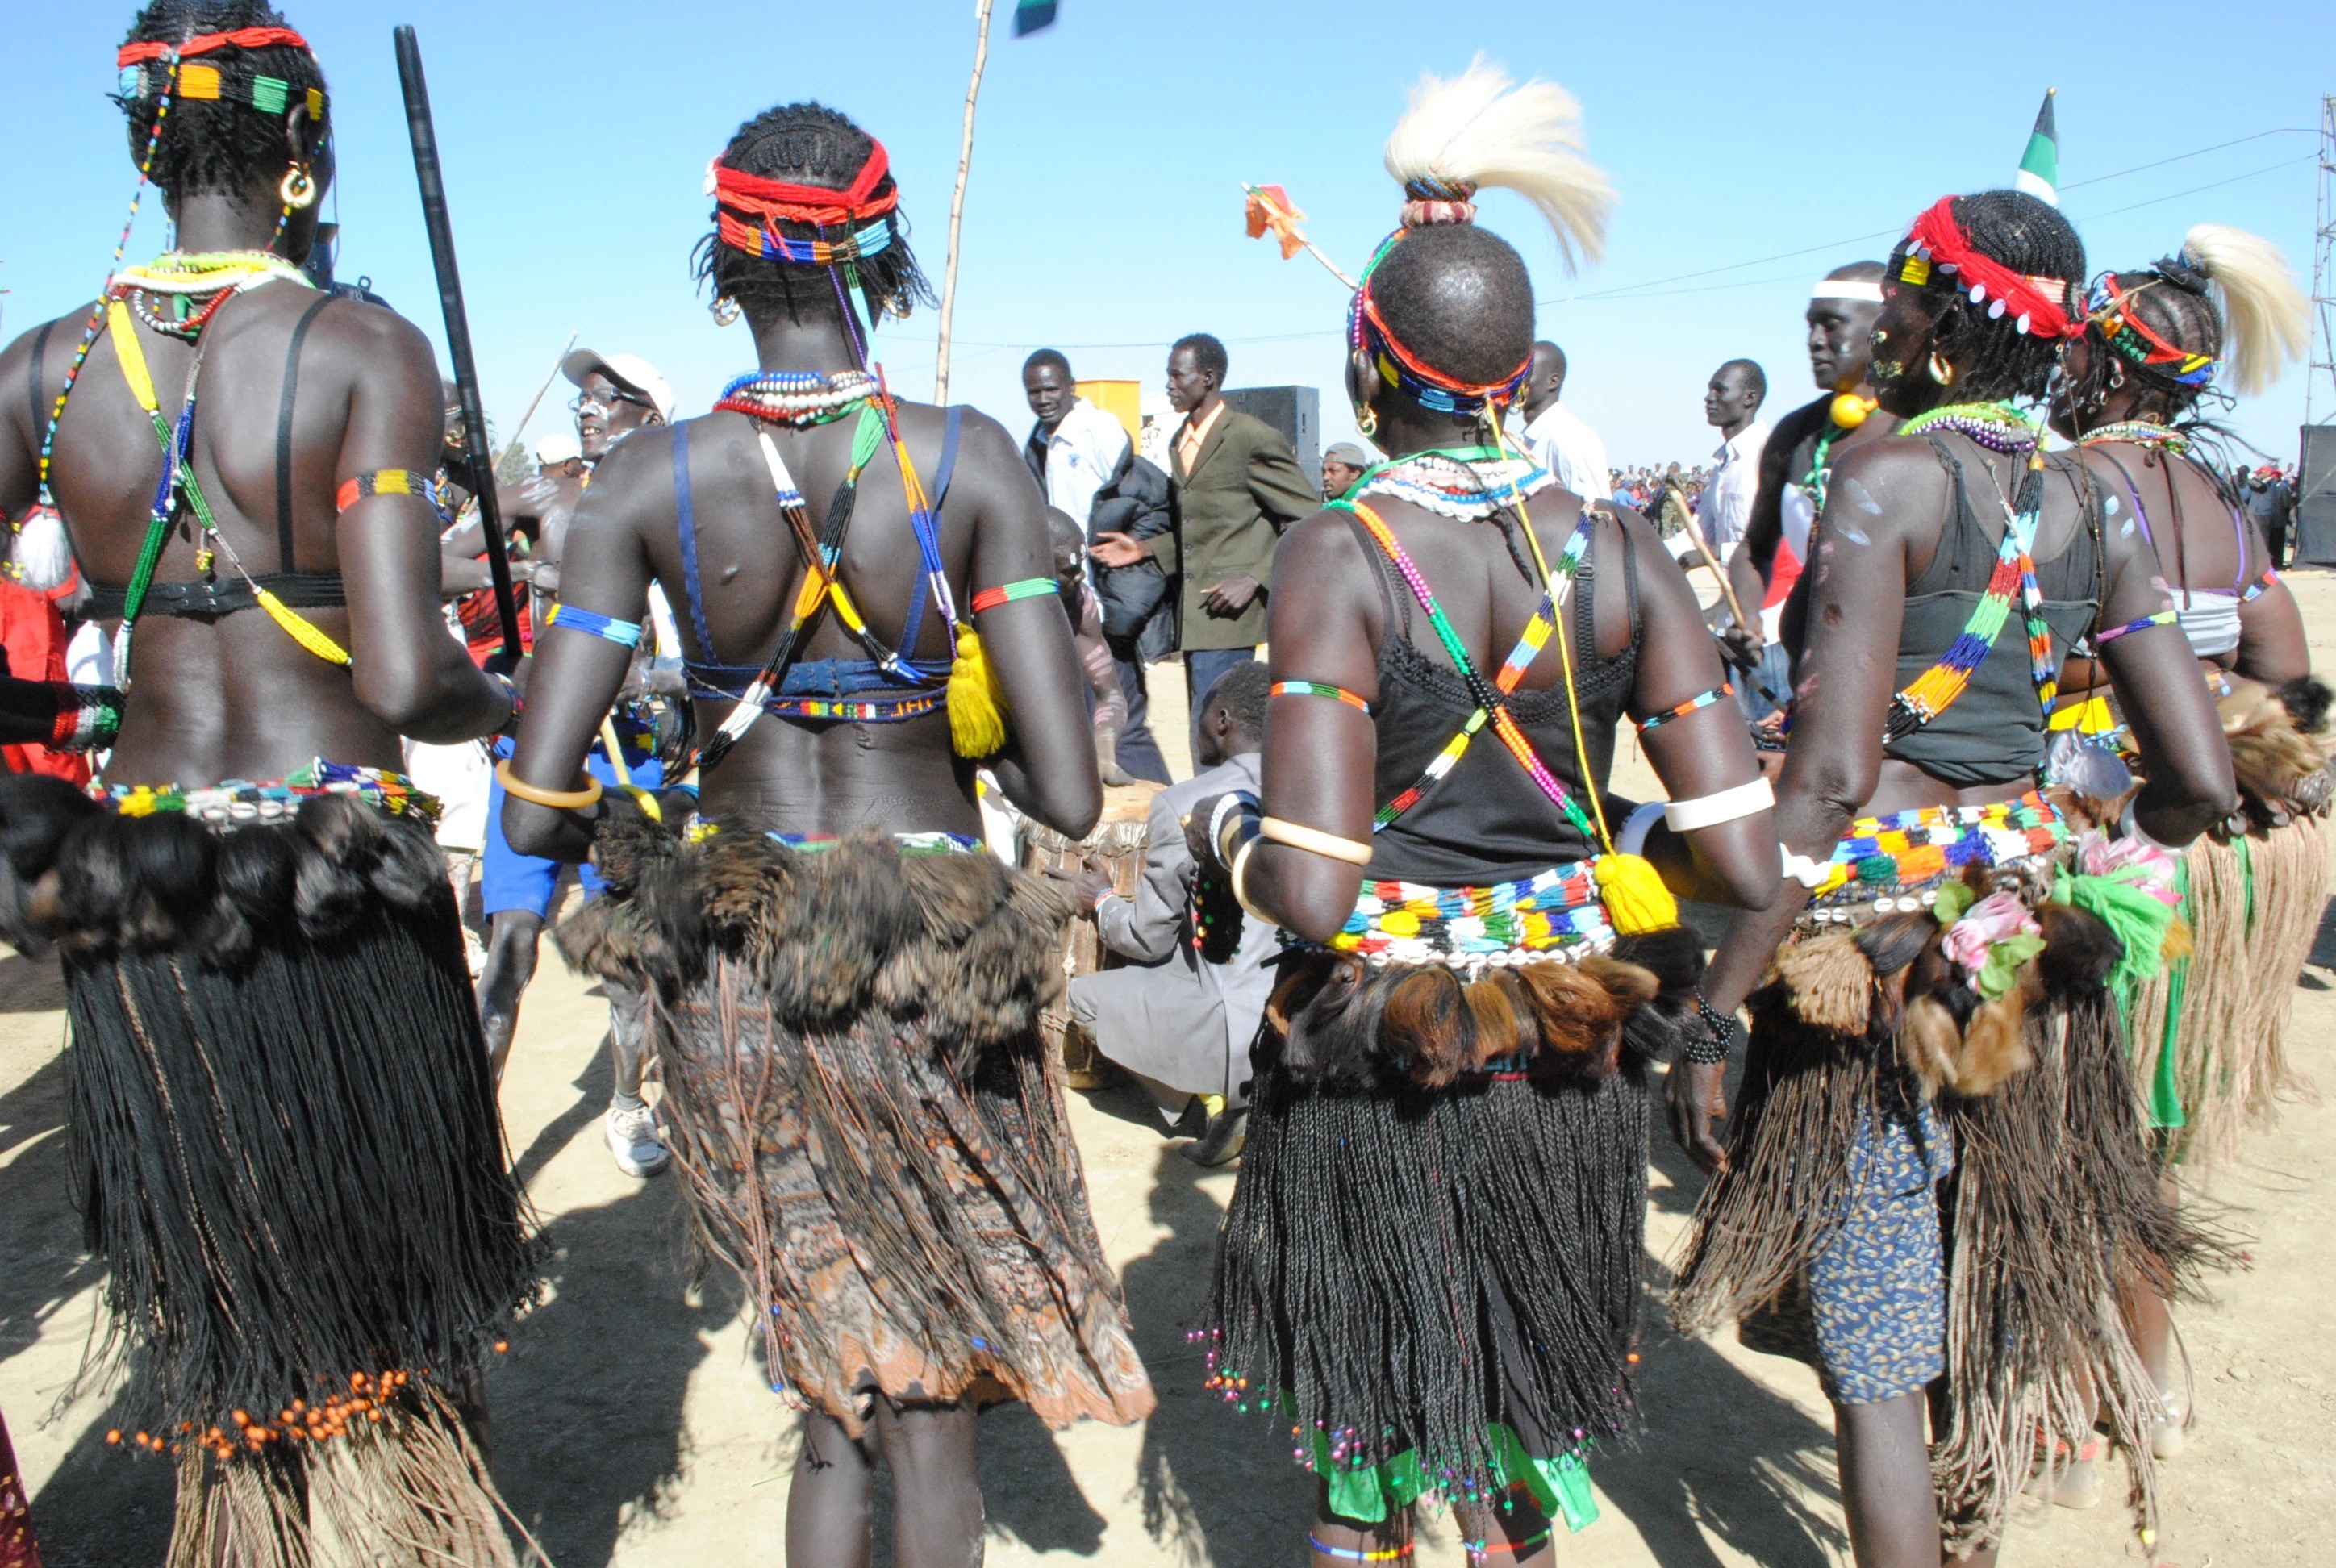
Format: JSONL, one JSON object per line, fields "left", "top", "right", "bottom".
{"left": 933, "top": 0, "right": 995, "bottom": 404}
{"left": 1672, "top": 492, "right": 1787, "bottom": 708}
{"left": 495, "top": 328, "right": 578, "bottom": 473}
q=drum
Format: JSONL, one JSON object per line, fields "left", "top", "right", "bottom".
{"left": 1021, "top": 781, "right": 1165, "bottom": 1077}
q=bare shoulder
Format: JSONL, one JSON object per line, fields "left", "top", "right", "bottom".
{"left": 1271, "top": 506, "right": 1366, "bottom": 577}
{"left": 303, "top": 294, "right": 438, "bottom": 400}
{"left": 578, "top": 420, "right": 678, "bottom": 524}
{"left": 0, "top": 306, "right": 99, "bottom": 432}
{"left": 1824, "top": 432, "right": 1949, "bottom": 546}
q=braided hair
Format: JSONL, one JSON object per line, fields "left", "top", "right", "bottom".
{"left": 116, "top": 1, "right": 326, "bottom": 200}
{"left": 693, "top": 101, "right": 934, "bottom": 329}
{"left": 1884, "top": 190, "right": 2084, "bottom": 403}
{"left": 2067, "top": 224, "right": 2309, "bottom": 420}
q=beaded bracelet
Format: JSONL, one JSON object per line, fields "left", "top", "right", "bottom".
{"left": 544, "top": 603, "right": 644, "bottom": 648}
{"left": 1270, "top": 680, "right": 1371, "bottom": 712}
{"left": 1637, "top": 682, "right": 1734, "bottom": 732}
{"left": 336, "top": 469, "right": 438, "bottom": 514}
{"left": 969, "top": 578, "right": 1058, "bottom": 614}
{"left": 2092, "top": 607, "right": 2179, "bottom": 645}
{"left": 1683, "top": 996, "right": 1742, "bottom": 1065}
{"left": 47, "top": 684, "right": 123, "bottom": 752}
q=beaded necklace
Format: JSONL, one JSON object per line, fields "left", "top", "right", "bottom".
{"left": 115, "top": 250, "right": 309, "bottom": 340}
{"left": 2079, "top": 419, "right": 2190, "bottom": 456}
{"left": 713, "top": 369, "right": 880, "bottom": 428}
{"left": 1353, "top": 445, "right": 1553, "bottom": 521}
{"left": 1883, "top": 402, "right": 2059, "bottom": 742}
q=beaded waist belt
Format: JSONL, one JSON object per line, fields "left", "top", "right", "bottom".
{"left": 1803, "top": 791, "right": 2066, "bottom": 924}
{"left": 683, "top": 819, "right": 980, "bottom": 855}
{"left": 95, "top": 759, "right": 440, "bottom": 825}
{"left": 1330, "top": 860, "right": 1613, "bottom": 970}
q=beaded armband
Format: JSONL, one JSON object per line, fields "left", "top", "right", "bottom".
{"left": 2092, "top": 607, "right": 2178, "bottom": 645}
{"left": 336, "top": 469, "right": 439, "bottom": 514}
{"left": 48, "top": 683, "right": 123, "bottom": 753}
{"left": 1307, "top": 1537, "right": 1412, "bottom": 1562}
{"left": 1637, "top": 682, "right": 1734, "bottom": 732}
{"left": 969, "top": 578, "right": 1058, "bottom": 614}
{"left": 1270, "top": 680, "right": 1370, "bottom": 712}
{"left": 1682, "top": 996, "right": 1742, "bottom": 1065}
{"left": 544, "top": 603, "right": 644, "bottom": 648}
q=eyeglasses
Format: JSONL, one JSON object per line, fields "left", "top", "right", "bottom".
{"left": 569, "top": 388, "right": 651, "bottom": 416}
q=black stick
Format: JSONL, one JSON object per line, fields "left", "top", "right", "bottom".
{"left": 394, "top": 24, "right": 522, "bottom": 669}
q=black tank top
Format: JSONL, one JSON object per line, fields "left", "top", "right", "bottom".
{"left": 1349, "top": 508, "right": 1640, "bottom": 886}
{"left": 1884, "top": 437, "right": 2102, "bottom": 788}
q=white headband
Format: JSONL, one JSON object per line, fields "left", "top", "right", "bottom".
{"left": 1811, "top": 280, "right": 1883, "bottom": 303}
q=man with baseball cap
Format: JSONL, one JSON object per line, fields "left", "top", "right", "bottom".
{"left": 562, "top": 348, "right": 676, "bottom": 459}
{"left": 1320, "top": 440, "right": 1370, "bottom": 501}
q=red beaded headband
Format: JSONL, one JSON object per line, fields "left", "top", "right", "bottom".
{"left": 711, "top": 141, "right": 898, "bottom": 229}
{"left": 1898, "top": 195, "right": 2078, "bottom": 340}
{"left": 118, "top": 26, "right": 310, "bottom": 67}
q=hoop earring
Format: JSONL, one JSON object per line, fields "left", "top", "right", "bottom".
{"left": 1356, "top": 402, "right": 1379, "bottom": 440}
{"left": 280, "top": 165, "right": 317, "bottom": 211}
{"left": 1926, "top": 351, "right": 1955, "bottom": 388}
{"left": 710, "top": 295, "right": 740, "bottom": 327}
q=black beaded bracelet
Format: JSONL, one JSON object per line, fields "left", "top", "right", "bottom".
{"left": 1682, "top": 995, "right": 1742, "bottom": 1065}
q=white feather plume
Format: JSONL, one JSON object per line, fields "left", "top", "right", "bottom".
{"left": 1383, "top": 56, "right": 1612, "bottom": 273}
{"left": 2181, "top": 224, "right": 2309, "bottom": 398}
{"left": 9, "top": 510, "right": 73, "bottom": 594}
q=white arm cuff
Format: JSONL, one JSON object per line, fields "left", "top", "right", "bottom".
{"left": 2118, "top": 797, "right": 2181, "bottom": 856}
{"left": 1779, "top": 844, "right": 1834, "bottom": 889}
{"left": 1616, "top": 800, "right": 1666, "bottom": 858}
{"left": 1663, "top": 776, "right": 1775, "bottom": 833}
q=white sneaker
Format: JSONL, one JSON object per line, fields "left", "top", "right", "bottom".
{"left": 605, "top": 1103, "right": 670, "bottom": 1178}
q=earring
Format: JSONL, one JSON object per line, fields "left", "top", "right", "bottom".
{"left": 1356, "top": 402, "right": 1379, "bottom": 440}
{"left": 1926, "top": 350, "right": 1955, "bottom": 388}
{"left": 280, "top": 165, "right": 318, "bottom": 211}
{"left": 710, "top": 295, "right": 740, "bottom": 327}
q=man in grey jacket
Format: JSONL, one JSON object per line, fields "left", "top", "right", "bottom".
{"left": 1062, "top": 661, "right": 1278, "bottom": 1163}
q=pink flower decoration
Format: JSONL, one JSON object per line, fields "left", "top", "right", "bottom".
{"left": 1939, "top": 890, "right": 2042, "bottom": 972}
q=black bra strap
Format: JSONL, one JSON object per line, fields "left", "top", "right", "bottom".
{"left": 274, "top": 294, "right": 334, "bottom": 572}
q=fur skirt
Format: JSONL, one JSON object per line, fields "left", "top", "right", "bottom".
{"left": 0, "top": 770, "right": 538, "bottom": 1568}
{"left": 0, "top": 1407, "right": 35, "bottom": 1568}
{"left": 557, "top": 805, "right": 1155, "bottom": 1435}
{"left": 1671, "top": 892, "right": 2224, "bottom": 1551}
{"left": 1200, "top": 928, "right": 1703, "bottom": 1528}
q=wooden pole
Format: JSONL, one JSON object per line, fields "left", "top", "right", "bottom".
{"left": 934, "top": 0, "right": 995, "bottom": 404}
{"left": 496, "top": 328, "right": 578, "bottom": 473}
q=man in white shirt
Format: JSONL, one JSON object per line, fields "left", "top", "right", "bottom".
{"left": 1515, "top": 340, "right": 1611, "bottom": 500}
{"left": 1694, "top": 357, "right": 1769, "bottom": 552}
{"left": 1023, "top": 349, "right": 1131, "bottom": 534}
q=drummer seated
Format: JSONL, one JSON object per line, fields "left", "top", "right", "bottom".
{"left": 1061, "top": 662, "right": 1279, "bottom": 1165}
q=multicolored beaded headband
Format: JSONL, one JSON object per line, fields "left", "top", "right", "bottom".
{"left": 2084, "top": 273, "right": 2217, "bottom": 389}
{"left": 116, "top": 26, "right": 324, "bottom": 123}
{"left": 709, "top": 142, "right": 899, "bottom": 261}
{"left": 1896, "top": 195, "right": 2078, "bottom": 340}
{"left": 1349, "top": 229, "right": 1533, "bottom": 419}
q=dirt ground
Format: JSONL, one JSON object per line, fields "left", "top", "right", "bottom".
{"left": 7, "top": 582, "right": 2336, "bottom": 1566}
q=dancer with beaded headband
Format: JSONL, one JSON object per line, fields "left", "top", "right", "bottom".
{"left": 503, "top": 100, "right": 1152, "bottom": 1566}
{"left": 1668, "top": 189, "right": 2240, "bottom": 1565}
{"left": 1182, "top": 63, "right": 1781, "bottom": 1566}
{"left": 2047, "top": 224, "right": 2322, "bottom": 1458}
{"left": 0, "top": 4, "right": 538, "bottom": 1562}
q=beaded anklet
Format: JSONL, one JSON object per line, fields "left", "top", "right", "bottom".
{"left": 336, "top": 469, "right": 439, "bottom": 513}
{"left": 969, "top": 578, "right": 1059, "bottom": 613}
{"left": 544, "top": 603, "right": 644, "bottom": 648}
{"left": 1271, "top": 680, "right": 1370, "bottom": 712}
{"left": 1465, "top": 1524, "right": 1554, "bottom": 1560}
{"left": 1637, "top": 682, "right": 1733, "bottom": 731}
{"left": 1308, "top": 1535, "right": 1412, "bottom": 1562}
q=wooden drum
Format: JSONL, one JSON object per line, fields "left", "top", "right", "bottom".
{"left": 1021, "top": 781, "right": 1165, "bottom": 1075}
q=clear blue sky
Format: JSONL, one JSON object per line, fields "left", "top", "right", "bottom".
{"left": 4, "top": 1, "right": 2330, "bottom": 471}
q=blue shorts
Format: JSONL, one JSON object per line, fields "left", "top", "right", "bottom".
{"left": 1808, "top": 1100, "right": 1954, "bottom": 1406}
{"left": 482, "top": 737, "right": 663, "bottom": 919}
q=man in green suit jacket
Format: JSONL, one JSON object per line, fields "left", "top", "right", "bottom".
{"left": 1095, "top": 332, "right": 1318, "bottom": 765}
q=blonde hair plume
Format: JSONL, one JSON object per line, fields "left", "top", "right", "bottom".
{"left": 1382, "top": 56, "right": 1613, "bottom": 273}
{"left": 2180, "top": 223, "right": 2309, "bottom": 398}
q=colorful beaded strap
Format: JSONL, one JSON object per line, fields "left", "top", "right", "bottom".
{"left": 1637, "top": 683, "right": 1733, "bottom": 732}
{"left": 118, "top": 60, "right": 326, "bottom": 123}
{"left": 543, "top": 603, "right": 643, "bottom": 648}
{"left": 1338, "top": 500, "right": 1596, "bottom": 838}
{"left": 1883, "top": 405, "right": 2059, "bottom": 744}
{"left": 99, "top": 759, "right": 440, "bottom": 824}
{"left": 336, "top": 469, "right": 439, "bottom": 514}
{"left": 1271, "top": 680, "right": 1370, "bottom": 712}
{"left": 2092, "top": 607, "right": 2177, "bottom": 645}
{"left": 968, "top": 578, "right": 1058, "bottom": 614}
{"left": 1803, "top": 793, "right": 2067, "bottom": 915}
{"left": 1336, "top": 861, "right": 1611, "bottom": 965}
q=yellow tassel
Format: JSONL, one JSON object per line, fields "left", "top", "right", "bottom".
{"left": 257, "top": 588, "right": 351, "bottom": 665}
{"left": 1595, "top": 852, "right": 1679, "bottom": 936}
{"left": 947, "top": 625, "right": 1007, "bottom": 757}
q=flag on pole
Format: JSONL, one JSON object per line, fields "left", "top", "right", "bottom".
{"left": 1012, "top": 0, "right": 1057, "bottom": 35}
{"left": 2015, "top": 88, "right": 2059, "bottom": 206}
{"left": 1244, "top": 184, "right": 1308, "bottom": 260}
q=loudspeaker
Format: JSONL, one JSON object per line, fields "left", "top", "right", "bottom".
{"left": 2298, "top": 425, "right": 2336, "bottom": 566}
{"left": 1222, "top": 386, "right": 1320, "bottom": 482}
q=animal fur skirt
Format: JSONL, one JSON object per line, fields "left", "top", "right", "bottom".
{"left": 0, "top": 769, "right": 539, "bottom": 1568}
{"left": 1200, "top": 926, "right": 1707, "bottom": 1529}
{"left": 1670, "top": 861, "right": 2227, "bottom": 1552}
{"left": 557, "top": 805, "right": 1155, "bottom": 1437}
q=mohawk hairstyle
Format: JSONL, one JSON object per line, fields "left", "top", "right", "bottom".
{"left": 117, "top": 0, "right": 325, "bottom": 200}
{"left": 694, "top": 101, "right": 934, "bottom": 329}
{"left": 1886, "top": 190, "right": 2084, "bottom": 403}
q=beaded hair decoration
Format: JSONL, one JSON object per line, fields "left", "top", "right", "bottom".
{"left": 709, "top": 143, "right": 899, "bottom": 265}
{"left": 2084, "top": 274, "right": 2217, "bottom": 389}
{"left": 1348, "top": 193, "right": 1533, "bottom": 420}
{"left": 1896, "top": 195, "right": 2078, "bottom": 340}
{"left": 116, "top": 26, "right": 326, "bottom": 125}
